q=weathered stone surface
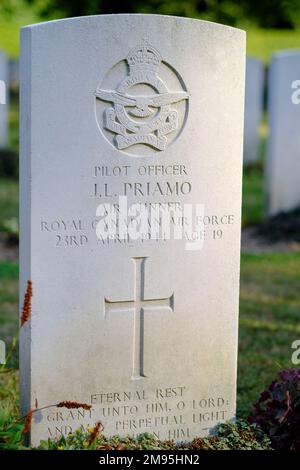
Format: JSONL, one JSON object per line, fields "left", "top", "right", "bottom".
{"left": 243, "top": 57, "right": 264, "bottom": 164}
{"left": 20, "top": 14, "right": 245, "bottom": 445}
{"left": 0, "top": 50, "right": 9, "bottom": 148}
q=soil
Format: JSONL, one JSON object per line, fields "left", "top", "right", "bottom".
{"left": 241, "top": 227, "right": 300, "bottom": 253}
{"left": 242, "top": 207, "right": 300, "bottom": 253}
{"left": 0, "top": 234, "right": 19, "bottom": 261}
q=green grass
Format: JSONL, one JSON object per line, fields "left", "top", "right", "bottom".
{"left": 242, "top": 164, "right": 264, "bottom": 227}
{"left": 0, "top": 261, "right": 18, "bottom": 369}
{"left": 0, "top": 21, "right": 21, "bottom": 58}
{"left": 237, "top": 252, "right": 300, "bottom": 416}
{"left": 0, "top": 370, "right": 20, "bottom": 445}
{"left": 0, "top": 260, "right": 19, "bottom": 443}
{"left": 0, "top": 2, "right": 38, "bottom": 57}
{"left": 241, "top": 114, "right": 267, "bottom": 228}
{"left": 9, "top": 92, "right": 19, "bottom": 151}
{"left": 0, "top": 179, "right": 18, "bottom": 233}
{"left": 247, "top": 28, "right": 300, "bottom": 63}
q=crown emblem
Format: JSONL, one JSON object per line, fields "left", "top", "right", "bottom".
{"left": 126, "top": 42, "right": 161, "bottom": 73}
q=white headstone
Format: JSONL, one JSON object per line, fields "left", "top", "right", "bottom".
{"left": 9, "top": 58, "right": 19, "bottom": 91}
{"left": 266, "top": 50, "right": 300, "bottom": 215}
{"left": 0, "top": 50, "right": 9, "bottom": 149}
{"left": 243, "top": 57, "right": 264, "bottom": 164}
{"left": 20, "top": 14, "right": 245, "bottom": 446}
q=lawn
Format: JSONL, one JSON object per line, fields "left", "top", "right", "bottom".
{"left": 242, "top": 113, "right": 266, "bottom": 228}
{"left": 237, "top": 252, "right": 300, "bottom": 416}
{"left": 242, "top": 164, "right": 264, "bottom": 227}
{"left": 0, "top": 179, "right": 18, "bottom": 233}
{"left": 9, "top": 92, "right": 19, "bottom": 151}
{"left": 0, "top": 260, "right": 19, "bottom": 439}
{"left": 0, "top": 2, "right": 38, "bottom": 58}
{"left": 0, "top": 261, "right": 18, "bottom": 367}
{"left": 246, "top": 28, "right": 300, "bottom": 63}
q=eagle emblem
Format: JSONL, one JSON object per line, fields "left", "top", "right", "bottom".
{"left": 95, "top": 41, "right": 190, "bottom": 153}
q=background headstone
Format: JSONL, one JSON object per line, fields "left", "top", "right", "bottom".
{"left": 9, "top": 58, "right": 19, "bottom": 92}
{"left": 266, "top": 50, "right": 300, "bottom": 216}
{"left": 243, "top": 57, "right": 264, "bottom": 164}
{"left": 0, "top": 50, "right": 9, "bottom": 149}
{"left": 20, "top": 15, "right": 245, "bottom": 445}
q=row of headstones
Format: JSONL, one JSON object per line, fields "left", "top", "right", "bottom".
{"left": 0, "top": 53, "right": 18, "bottom": 148}
{"left": 1, "top": 49, "right": 300, "bottom": 215}
{"left": 244, "top": 51, "right": 300, "bottom": 215}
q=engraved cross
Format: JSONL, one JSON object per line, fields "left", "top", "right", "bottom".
{"left": 104, "top": 257, "right": 174, "bottom": 379}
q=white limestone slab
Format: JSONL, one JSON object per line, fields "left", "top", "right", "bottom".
{"left": 9, "top": 58, "right": 19, "bottom": 91}
{"left": 20, "top": 14, "right": 245, "bottom": 446}
{"left": 266, "top": 50, "right": 300, "bottom": 215}
{"left": 243, "top": 57, "right": 264, "bottom": 164}
{"left": 0, "top": 50, "right": 9, "bottom": 149}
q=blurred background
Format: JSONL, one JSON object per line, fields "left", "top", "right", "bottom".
{"left": 0, "top": 0, "right": 300, "bottom": 422}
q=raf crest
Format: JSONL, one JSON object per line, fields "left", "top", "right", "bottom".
{"left": 95, "top": 41, "right": 189, "bottom": 154}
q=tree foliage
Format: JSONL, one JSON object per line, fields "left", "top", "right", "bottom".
{"left": 24, "top": 0, "right": 300, "bottom": 29}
